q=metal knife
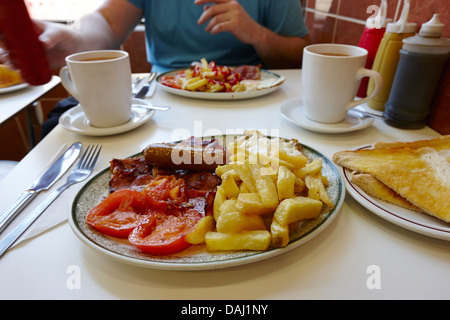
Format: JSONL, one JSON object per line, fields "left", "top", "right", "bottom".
{"left": 135, "top": 72, "right": 157, "bottom": 99}
{"left": 0, "top": 142, "right": 82, "bottom": 234}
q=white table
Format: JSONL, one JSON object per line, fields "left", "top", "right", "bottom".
{"left": 0, "top": 75, "right": 61, "bottom": 148}
{"left": 0, "top": 75, "right": 60, "bottom": 124}
{"left": 0, "top": 70, "right": 448, "bottom": 301}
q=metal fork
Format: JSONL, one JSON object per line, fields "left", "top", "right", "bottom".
{"left": 0, "top": 144, "right": 102, "bottom": 258}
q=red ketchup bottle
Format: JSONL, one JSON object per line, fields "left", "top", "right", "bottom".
{"left": 357, "top": 0, "right": 389, "bottom": 98}
{"left": 0, "top": 0, "right": 52, "bottom": 85}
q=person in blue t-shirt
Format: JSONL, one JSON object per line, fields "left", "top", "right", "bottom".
{"left": 2, "top": 0, "right": 310, "bottom": 72}
{"left": 0, "top": 0, "right": 310, "bottom": 137}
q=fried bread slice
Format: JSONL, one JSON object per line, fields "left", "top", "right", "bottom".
{"left": 333, "top": 146, "right": 450, "bottom": 222}
{"left": 372, "top": 135, "right": 450, "bottom": 151}
{"left": 372, "top": 135, "right": 450, "bottom": 162}
{"left": 349, "top": 172, "right": 423, "bottom": 213}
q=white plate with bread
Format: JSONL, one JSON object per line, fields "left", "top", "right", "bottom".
{"left": 333, "top": 136, "right": 450, "bottom": 241}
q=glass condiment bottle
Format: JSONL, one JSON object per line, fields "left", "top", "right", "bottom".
{"left": 384, "top": 14, "right": 450, "bottom": 129}
{"left": 0, "top": 0, "right": 52, "bottom": 85}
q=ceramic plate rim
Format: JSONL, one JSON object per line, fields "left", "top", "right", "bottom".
{"left": 59, "top": 101, "right": 155, "bottom": 136}
{"left": 340, "top": 144, "right": 450, "bottom": 241}
{"left": 156, "top": 69, "right": 284, "bottom": 100}
{"left": 0, "top": 82, "right": 28, "bottom": 94}
{"left": 69, "top": 135, "right": 345, "bottom": 270}
{"left": 280, "top": 98, "right": 374, "bottom": 133}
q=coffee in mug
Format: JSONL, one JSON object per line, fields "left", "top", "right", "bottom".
{"left": 301, "top": 44, "right": 383, "bottom": 123}
{"left": 60, "top": 50, "right": 132, "bottom": 128}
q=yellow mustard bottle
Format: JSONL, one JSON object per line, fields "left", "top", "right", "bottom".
{"left": 367, "top": 0, "right": 416, "bottom": 111}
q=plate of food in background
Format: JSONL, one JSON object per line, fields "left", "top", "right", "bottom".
{"left": 0, "top": 64, "right": 27, "bottom": 94}
{"left": 156, "top": 58, "right": 285, "bottom": 100}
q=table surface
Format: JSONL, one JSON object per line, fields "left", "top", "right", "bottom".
{"left": 0, "top": 76, "right": 61, "bottom": 124}
{"left": 0, "top": 69, "right": 448, "bottom": 300}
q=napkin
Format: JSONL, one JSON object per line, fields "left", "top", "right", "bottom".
{"left": 1, "top": 144, "right": 85, "bottom": 250}
{"left": 0, "top": 182, "right": 83, "bottom": 252}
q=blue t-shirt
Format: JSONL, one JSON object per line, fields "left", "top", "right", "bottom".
{"left": 126, "top": 0, "right": 308, "bottom": 72}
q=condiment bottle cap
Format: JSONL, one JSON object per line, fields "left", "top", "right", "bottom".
{"left": 419, "top": 14, "right": 445, "bottom": 37}
{"left": 386, "top": 0, "right": 417, "bottom": 33}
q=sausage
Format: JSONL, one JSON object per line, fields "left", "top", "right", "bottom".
{"left": 143, "top": 142, "right": 228, "bottom": 172}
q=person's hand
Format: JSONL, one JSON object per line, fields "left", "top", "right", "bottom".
{"left": 195, "top": 0, "right": 262, "bottom": 45}
{"left": 0, "top": 35, "right": 15, "bottom": 68}
{"left": 1, "top": 20, "right": 82, "bottom": 71}
{"left": 35, "top": 20, "right": 84, "bottom": 70}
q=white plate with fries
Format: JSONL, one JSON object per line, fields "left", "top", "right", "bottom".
{"left": 156, "top": 69, "right": 284, "bottom": 100}
{"left": 0, "top": 82, "right": 28, "bottom": 94}
{"left": 69, "top": 134, "right": 345, "bottom": 270}
{"left": 340, "top": 145, "right": 450, "bottom": 241}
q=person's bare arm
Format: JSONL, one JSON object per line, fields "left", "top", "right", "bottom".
{"left": 96, "top": 0, "right": 143, "bottom": 48}
{"left": 1, "top": 0, "right": 143, "bottom": 70}
{"left": 196, "top": 0, "right": 310, "bottom": 68}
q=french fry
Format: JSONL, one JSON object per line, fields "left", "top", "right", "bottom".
{"left": 277, "top": 139, "right": 308, "bottom": 169}
{"left": 277, "top": 165, "right": 296, "bottom": 200}
{"left": 294, "top": 177, "right": 306, "bottom": 193}
{"left": 216, "top": 210, "right": 267, "bottom": 233}
{"left": 200, "top": 58, "right": 209, "bottom": 68}
{"left": 270, "top": 220, "right": 290, "bottom": 248}
{"left": 215, "top": 164, "right": 239, "bottom": 179}
{"left": 305, "top": 174, "right": 320, "bottom": 201}
{"left": 207, "top": 83, "right": 224, "bottom": 92}
{"left": 231, "top": 83, "right": 246, "bottom": 92}
{"left": 236, "top": 192, "right": 275, "bottom": 215}
{"left": 213, "top": 186, "right": 227, "bottom": 220}
{"left": 305, "top": 173, "right": 334, "bottom": 208}
{"left": 219, "top": 199, "right": 238, "bottom": 216}
{"left": 185, "top": 78, "right": 208, "bottom": 91}
{"left": 239, "top": 182, "right": 250, "bottom": 193}
{"left": 249, "top": 164, "right": 279, "bottom": 210}
{"left": 230, "top": 162, "right": 257, "bottom": 193}
{"left": 221, "top": 171, "right": 240, "bottom": 199}
{"left": 273, "top": 197, "right": 323, "bottom": 225}
{"left": 209, "top": 130, "right": 335, "bottom": 252}
{"left": 294, "top": 158, "right": 323, "bottom": 179}
{"left": 205, "top": 230, "right": 272, "bottom": 251}
{"left": 185, "top": 216, "right": 215, "bottom": 245}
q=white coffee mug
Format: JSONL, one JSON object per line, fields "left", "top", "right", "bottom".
{"left": 60, "top": 50, "right": 132, "bottom": 128}
{"left": 301, "top": 44, "right": 383, "bottom": 123}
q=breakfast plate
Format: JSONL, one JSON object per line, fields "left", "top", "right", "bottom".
{"left": 0, "top": 82, "right": 28, "bottom": 94}
{"left": 156, "top": 69, "right": 284, "bottom": 100}
{"left": 69, "top": 135, "right": 345, "bottom": 270}
{"left": 59, "top": 99, "right": 155, "bottom": 136}
{"left": 280, "top": 98, "right": 374, "bottom": 134}
{"left": 340, "top": 145, "right": 450, "bottom": 241}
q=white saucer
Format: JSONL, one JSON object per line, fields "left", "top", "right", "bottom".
{"left": 280, "top": 98, "right": 374, "bottom": 134}
{"left": 59, "top": 100, "right": 155, "bottom": 136}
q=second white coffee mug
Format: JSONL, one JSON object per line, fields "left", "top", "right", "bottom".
{"left": 60, "top": 50, "right": 132, "bottom": 128}
{"left": 301, "top": 44, "right": 383, "bottom": 123}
